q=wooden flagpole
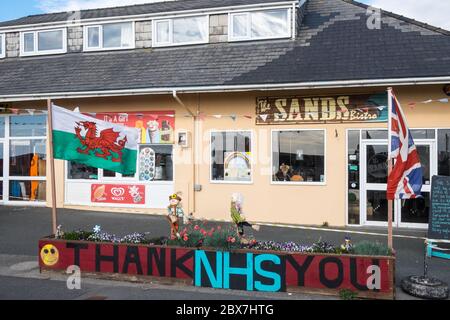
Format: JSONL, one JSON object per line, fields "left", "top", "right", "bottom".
{"left": 387, "top": 88, "right": 394, "bottom": 251}
{"left": 47, "top": 99, "right": 58, "bottom": 235}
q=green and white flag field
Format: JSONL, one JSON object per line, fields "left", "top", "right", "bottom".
{"left": 52, "top": 105, "right": 140, "bottom": 175}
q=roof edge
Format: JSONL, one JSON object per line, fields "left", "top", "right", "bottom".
{"left": 341, "top": 0, "right": 449, "bottom": 36}
{"left": 1, "top": 76, "right": 449, "bottom": 102}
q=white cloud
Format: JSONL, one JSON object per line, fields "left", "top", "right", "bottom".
{"left": 36, "top": 0, "right": 170, "bottom": 13}
{"left": 368, "top": 0, "right": 450, "bottom": 31}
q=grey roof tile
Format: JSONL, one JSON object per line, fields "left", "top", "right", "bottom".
{"left": 0, "top": 0, "right": 449, "bottom": 97}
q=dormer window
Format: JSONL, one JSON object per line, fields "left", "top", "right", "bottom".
{"left": 20, "top": 29, "right": 67, "bottom": 56}
{"left": 84, "top": 22, "right": 134, "bottom": 51}
{"left": 0, "top": 34, "right": 5, "bottom": 58}
{"left": 229, "top": 8, "right": 291, "bottom": 41}
{"left": 153, "top": 15, "right": 208, "bottom": 47}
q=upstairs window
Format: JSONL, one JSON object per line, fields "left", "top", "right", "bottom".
{"left": 20, "top": 29, "right": 66, "bottom": 56}
{"left": 153, "top": 15, "right": 208, "bottom": 47}
{"left": 84, "top": 22, "right": 134, "bottom": 51}
{"left": 0, "top": 34, "right": 5, "bottom": 58}
{"left": 229, "top": 8, "right": 291, "bottom": 41}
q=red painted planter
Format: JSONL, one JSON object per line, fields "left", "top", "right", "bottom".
{"left": 39, "top": 238, "right": 395, "bottom": 299}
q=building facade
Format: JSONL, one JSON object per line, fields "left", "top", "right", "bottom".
{"left": 0, "top": 0, "right": 449, "bottom": 229}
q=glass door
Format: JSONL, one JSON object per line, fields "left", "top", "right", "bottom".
{"left": 398, "top": 141, "right": 436, "bottom": 228}
{"left": 360, "top": 141, "right": 393, "bottom": 226}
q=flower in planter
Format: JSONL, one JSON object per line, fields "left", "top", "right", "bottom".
{"left": 93, "top": 225, "right": 101, "bottom": 234}
{"left": 183, "top": 235, "right": 189, "bottom": 242}
{"left": 194, "top": 225, "right": 200, "bottom": 231}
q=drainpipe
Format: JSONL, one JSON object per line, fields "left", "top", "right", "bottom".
{"left": 172, "top": 90, "right": 197, "bottom": 214}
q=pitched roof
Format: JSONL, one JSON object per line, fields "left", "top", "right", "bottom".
{"left": 0, "top": 0, "right": 449, "bottom": 98}
{"left": 0, "top": 0, "right": 292, "bottom": 28}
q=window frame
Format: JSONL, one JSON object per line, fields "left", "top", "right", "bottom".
{"left": 152, "top": 14, "right": 210, "bottom": 48}
{"left": 209, "top": 130, "right": 254, "bottom": 185}
{"left": 270, "top": 129, "right": 327, "bottom": 186}
{"left": 229, "top": 8, "right": 292, "bottom": 42}
{"left": 20, "top": 28, "right": 67, "bottom": 56}
{"left": 0, "top": 33, "right": 5, "bottom": 58}
{"left": 83, "top": 21, "right": 136, "bottom": 52}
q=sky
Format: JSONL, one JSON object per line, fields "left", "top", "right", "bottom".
{"left": 0, "top": 0, "right": 449, "bottom": 31}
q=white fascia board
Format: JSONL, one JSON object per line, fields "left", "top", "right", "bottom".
{"left": 1, "top": 76, "right": 450, "bottom": 102}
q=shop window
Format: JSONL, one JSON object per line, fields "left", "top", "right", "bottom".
{"left": 361, "top": 130, "right": 387, "bottom": 140}
{"left": 0, "top": 117, "right": 4, "bottom": 138}
{"left": 438, "top": 129, "right": 450, "bottom": 176}
{"left": 347, "top": 130, "right": 360, "bottom": 225}
{"left": 67, "top": 162, "right": 98, "bottom": 180}
{"left": 9, "top": 139, "right": 46, "bottom": 177}
{"left": 21, "top": 29, "right": 66, "bottom": 56}
{"left": 10, "top": 115, "right": 47, "bottom": 137}
{"left": 139, "top": 145, "right": 173, "bottom": 182}
{"left": 411, "top": 129, "right": 435, "bottom": 140}
{"left": 272, "top": 130, "right": 325, "bottom": 184}
{"left": 0, "top": 33, "right": 5, "bottom": 59}
{"left": 211, "top": 131, "right": 252, "bottom": 183}
{"left": 9, "top": 180, "right": 46, "bottom": 202}
{"left": 153, "top": 16, "right": 208, "bottom": 47}
{"left": 85, "top": 22, "right": 134, "bottom": 51}
{"left": 229, "top": 9, "right": 291, "bottom": 41}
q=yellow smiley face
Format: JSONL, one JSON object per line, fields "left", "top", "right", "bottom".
{"left": 40, "top": 244, "right": 59, "bottom": 266}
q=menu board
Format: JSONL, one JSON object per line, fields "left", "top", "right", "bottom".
{"left": 428, "top": 176, "right": 450, "bottom": 240}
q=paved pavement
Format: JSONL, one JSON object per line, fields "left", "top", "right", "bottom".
{"left": 0, "top": 206, "right": 448, "bottom": 300}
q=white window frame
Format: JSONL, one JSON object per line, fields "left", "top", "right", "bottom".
{"left": 20, "top": 28, "right": 67, "bottom": 56}
{"left": 152, "top": 14, "right": 209, "bottom": 47}
{"left": 209, "top": 130, "right": 254, "bottom": 185}
{"left": 0, "top": 33, "right": 5, "bottom": 58}
{"left": 0, "top": 115, "right": 48, "bottom": 206}
{"left": 271, "top": 129, "right": 327, "bottom": 186}
{"left": 229, "top": 8, "right": 292, "bottom": 42}
{"left": 83, "top": 21, "right": 136, "bottom": 52}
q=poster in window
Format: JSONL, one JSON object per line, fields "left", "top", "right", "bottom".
{"left": 224, "top": 152, "right": 251, "bottom": 182}
{"left": 139, "top": 147, "right": 156, "bottom": 181}
{"left": 91, "top": 184, "right": 145, "bottom": 205}
{"left": 92, "top": 111, "right": 175, "bottom": 144}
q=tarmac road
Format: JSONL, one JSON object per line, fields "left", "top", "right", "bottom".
{"left": 0, "top": 206, "right": 448, "bottom": 300}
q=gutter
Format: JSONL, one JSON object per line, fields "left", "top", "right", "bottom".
{"left": 1, "top": 76, "right": 450, "bottom": 102}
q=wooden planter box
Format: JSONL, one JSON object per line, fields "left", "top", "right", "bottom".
{"left": 39, "top": 238, "right": 396, "bottom": 299}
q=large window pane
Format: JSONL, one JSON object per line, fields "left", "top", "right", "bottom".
{"left": 401, "top": 192, "right": 430, "bottom": 224}
{"left": 438, "top": 129, "right": 450, "bottom": 176}
{"left": 347, "top": 130, "right": 360, "bottom": 225}
{"left": 0, "top": 142, "right": 3, "bottom": 177}
{"left": 10, "top": 139, "right": 46, "bottom": 177}
{"left": 272, "top": 130, "right": 325, "bottom": 183}
{"left": 103, "top": 23, "right": 132, "bottom": 48}
{"left": 0, "top": 34, "right": 3, "bottom": 56}
{"left": 173, "top": 16, "right": 207, "bottom": 43}
{"left": 211, "top": 132, "right": 251, "bottom": 182}
{"left": 68, "top": 162, "right": 98, "bottom": 180}
{"left": 366, "top": 190, "right": 393, "bottom": 222}
{"left": 362, "top": 130, "right": 388, "bottom": 140}
{"left": 24, "top": 33, "right": 34, "bottom": 52}
{"left": 38, "top": 30, "right": 63, "bottom": 51}
{"left": 232, "top": 14, "right": 248, "bottom": 38}
{"left": 366, "top": 145, "right": 388, "bottom": 183}
{"left": 10, "top": 115, "right": 47, "bottom": 137}
{"left": 251, "top": 9, "right": 289, "bottom": 38}
{"left": 9, "top": 180, "right": 46, "bottom": 202}
{"left": 139, "top": 145, "right": 173, "bottom": 182}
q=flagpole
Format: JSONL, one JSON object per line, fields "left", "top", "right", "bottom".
{"left": 387, "top": 88, "right": 394, "bottom": 251}
{"left": 47, "top": 99, "right": 58, "bottom": 235}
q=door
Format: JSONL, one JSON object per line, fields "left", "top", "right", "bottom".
{"left": 361, "top": 141, "right": 393, "bottom": 226}
{"left": 398, "top": 141, "right": 436, "bottom": 228}
{"left": 361, "top": 140, "right": 436, "bottom": 228}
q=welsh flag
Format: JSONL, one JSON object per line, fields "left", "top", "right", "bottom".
{"left": 52, "top": 105, "right": 140, "bottom": 175}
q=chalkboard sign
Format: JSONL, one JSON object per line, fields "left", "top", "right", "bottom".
{"left": 428, "top": 176, "right": 450, "bottom": 240}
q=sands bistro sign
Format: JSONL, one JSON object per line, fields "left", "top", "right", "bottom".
{"left": 256, "top": 93, "right": 388, "bottom": 124}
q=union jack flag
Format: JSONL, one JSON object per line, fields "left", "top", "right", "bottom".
{"left": 387, "top": 90, "right": 423, "bottom": 200}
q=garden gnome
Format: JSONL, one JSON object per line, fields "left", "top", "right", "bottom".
{"left": 167, "top": 193, "right": 185, "bottom": 238}
{"left": 230, "top": 193, "right": 260, "bottom": 237}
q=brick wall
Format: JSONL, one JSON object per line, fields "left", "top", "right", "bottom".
{"left": 136, "top": 21, "right": 152, "bottom": 48}
{"left": 209, "top": 14, "right": 228, "bottom": 43}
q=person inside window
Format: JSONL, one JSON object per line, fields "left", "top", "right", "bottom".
{"left": 275, "top": 163, "right": 292, "bottom": 181}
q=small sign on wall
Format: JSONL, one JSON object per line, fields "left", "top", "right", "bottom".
{"left": 91, "top": 184, "right": 146, "bottom": 205}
